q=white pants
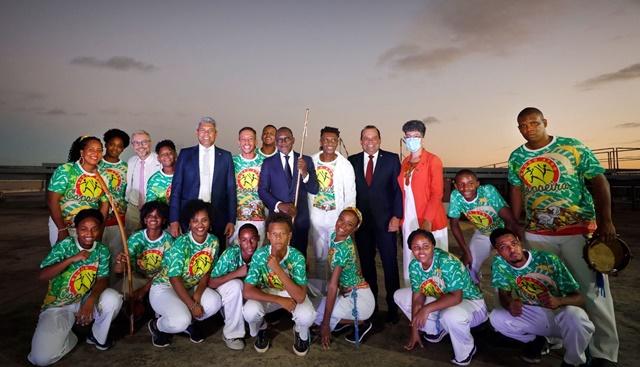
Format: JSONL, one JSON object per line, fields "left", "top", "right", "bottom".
{"left": 243, "top": 289, "right": 316, "bottom": 340}
{"left": 214, "top": 279, "right": 246, "bottom": 339}
{"left": 309, "top": 206, "right": 340, "bottom": 280}
{"left": 48, "top": 217, "right": 76, "bottom": 247}
{"left": 313, "top": 287, "right": 375, "bottom": 331}
{"left": 124, "top": 203, "right": 140, "bottom": 237}
{"left": 101, "top": 225, "right": 124, "bottom": 284}
{"left": 468, "top": 230, "right": 494, "bottom": 283}
{"left": 229, "top": 220, "right": 266, "bottom": 249}
{"left": 394, "top": 287, "right": 487, "bottom": 362}
{"left": 490, "top": 305, "right": 594, "bottom": 365}
{"left": 525, "top": 233, "right": 618, "bottom": 362}
{"left": 28, "top": 288, "right": 122, "bottom": 366}
{"left": 401, "top": 227, "right": 448, "bottom": 285}
{"left": 149, "top": 284, "right": 221, "bottom": 334}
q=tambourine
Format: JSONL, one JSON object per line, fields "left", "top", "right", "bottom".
{"left": 583, "top": 235, "right": 633, "bottom": 276}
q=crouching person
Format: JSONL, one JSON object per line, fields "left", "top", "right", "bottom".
{"left": 395, "top": 229, "right": 487, "bottom": 366}
{"left": 29, "top": 209, "right": 122, "bottom": 366}
{"left": 488, "top": 228, "right": 594, "bottom": 367}
{"left": 243, "top": 213, "right": 317, "bottom": 356}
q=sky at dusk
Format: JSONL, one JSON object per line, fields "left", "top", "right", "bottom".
{"left": 1, "top": 1, "right": 639, "bottom": 168}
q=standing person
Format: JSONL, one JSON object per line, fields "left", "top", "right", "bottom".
{"left": 348, "top": 125, "right": 403, "bottom": 324}
{"left": 398, "top": 120, "right": 448, "bottom": 285}
{"left": 448, "top": 169, "right": 519, "bottom": 283}
{"left": 395, "top": 229, "right": 487, "bottom": 366}
{"left": 47, "top": 136, "right": 110, "bottom": 246}
{"left": 125, "top": 130, "right": 161, "bottom": 236}
{"left": 258, "top": 127, "right": 319, "bottom": 257}
{"left": 29, "top": 209, "right": 123, "bottom": 366}
{"left": 99, "top": 129, "right": 130, "bottom": 280}
{"left": 314, "top": 207, "right": 375, "bottom": 349}
{"left": 242, "top": 213, "right": 317, "bottom": 356}
{"left": 508, "top": 107, "right": 618, "bottom": 367}
{"left": 169, "top": 117, "right": 236, "bottom": 252}
{"left": 308, "top": 126, "right": 356, "bottom": 279}
{"left": 256, "top": 124, "right": 278, "bottom": 159}
{"left": 489, "top": 228, "right": 594, "bottom": 367}
{"left": 146, "top": 140, "right": 177, "bottom": 204}
{"left": 231, "top": 127, "right": 267, "bottom": 244}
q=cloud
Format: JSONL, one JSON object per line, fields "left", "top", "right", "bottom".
{"left": 70, "top": 56, "right": 155, "bottom": 72}
{"left": 576, "top": 62, "right": 640, "bottom": 90}
{"left": 39, "top": 109, "right": 87, "bottom": 116}
{"left": 615, "top": 122, "right": 640, "bottom": 128}
{"left": 422, "top": 116, "right": 441, "bottom": 124}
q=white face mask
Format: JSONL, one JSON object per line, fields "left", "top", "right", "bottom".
{"left": 405, "top": 137, "right": 422, "bottom": 152}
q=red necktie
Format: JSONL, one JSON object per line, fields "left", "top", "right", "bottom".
{"left": 365, "top": 155, "right": 373, "bottom": 186}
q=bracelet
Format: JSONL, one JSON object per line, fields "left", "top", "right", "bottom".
{"left": 190, "top": 301, "right": 199, "bottom": 311}
{"left": 57, "top": 227, "right": 67, "bottom": 232}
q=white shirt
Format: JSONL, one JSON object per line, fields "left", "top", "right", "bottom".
{"left": 362, "top": 150, "right": 379, "bottom": 176}
{"left": 125, "top": 152, "right": 161, "bottom": 206}
{"left": 198, "top": 144, "right": 216, "bottom": 202}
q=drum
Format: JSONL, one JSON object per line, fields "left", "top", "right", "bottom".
{"left": 583, "top": 235, "right": 633, "bottom": 276}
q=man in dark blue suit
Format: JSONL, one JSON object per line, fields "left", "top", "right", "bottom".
{"left": 348, "top": 125, "right": 403, "bottom": 324}
{"left": 169, "top": 117, "right": 236, "bottom": 251}
{"left": 258, "top": 127, "right": 318, "bottom": 257}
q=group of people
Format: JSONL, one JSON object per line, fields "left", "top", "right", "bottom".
{"left": 29, "top": 107, "right": 618, "bottom": 367}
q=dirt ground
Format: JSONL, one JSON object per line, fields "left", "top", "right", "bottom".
{"left": 0, "top": 192, "right": 637, "bottom": 367}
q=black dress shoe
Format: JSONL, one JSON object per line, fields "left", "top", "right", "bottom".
{"left": 385, "top": 311, "right": 400, "bottom": 325}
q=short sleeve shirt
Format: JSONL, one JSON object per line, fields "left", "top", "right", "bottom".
{"left": 245, "top": 245, "right": 307, "bottom": 289}
{"left": 409, "top": 248, "right": 483, "bottom": 300}
{"left": 508, "top": 136, "right": 604, "bottom": 235}
{"left": 233, "top": 154, "right": 266, "bottom": 221}
{"left": 448, "top": 184, "right": 508, "bottom": 236}
{"left": 146, "top": 170, "right": 173, "bottom": 204}
{"left": 40, "top": 237, "right": 111, "bottom": 311}
{"left": 313, "top": 158, "right": 337, "bottom": 211}
{"left": 211, "top": 245, "right": 247, "bottom": 278}
{"left": 47, "top": 162, "right": 110, "bottom": 228}
{"left": 153, "top": 232, "right": 219, "bottom": 289}
{"left": 328, "top": 233, "right": 368, "bottom": 293}
{"left": 255, "top": 148, "right": 277, "bottom": 159}
{"left": 491, "top": 250, "right": 580, "bottom": 306}
{"left": 98, "top": 159, "right": 128, "bottom": 226}
{"left": 127, "top": 229, "right": 173, "bottom": 278}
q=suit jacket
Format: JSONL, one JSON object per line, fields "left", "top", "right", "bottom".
{"left": 258, "top": 152, "right": 319, "bottom": 228}
{"left": 169, "top": 145, "right": 236, "bottom": 233}
{"left": 348, "top": 150, "right": 403, "bottom": 230}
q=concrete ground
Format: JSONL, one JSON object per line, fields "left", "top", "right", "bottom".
{"left": 0, "top": 192, "right": 637, "bottom": 367}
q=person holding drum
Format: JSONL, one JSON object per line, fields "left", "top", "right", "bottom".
{"left": 488, "top": 228, "right": 594, "bottom": 367}
{"left": 508, "top": 107, "right": 618, "bottom": 367}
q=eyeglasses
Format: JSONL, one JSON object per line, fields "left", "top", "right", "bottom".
{"left": 276, "top": 137, "right": 292, "bottom": 144}
{"left": 132, "top": 140, "right": 150, "bottom": 147}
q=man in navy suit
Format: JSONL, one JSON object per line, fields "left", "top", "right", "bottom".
{"left": 348, "top": 125, "right": 403, "bottom": 324}
{"left": 258, "top": 127, "right": 318, "bottom": 257}
{"left": 169, "top": 117, "right": 236, "bottom": 251}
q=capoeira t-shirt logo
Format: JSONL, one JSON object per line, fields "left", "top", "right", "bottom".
{"left": 313, "top": 160, "right": 337, "bottom": 211}
{"left": 154, "top": 233, "right": 219, "bottom": 289}
{"left": 245, "top": 245, "right": 307, "bottom": 290}
{"left": 448, "top": 185, "right": 508, "bottom": 236}
{"left": 233, "top": 155, "right": 266, "bottom": 221}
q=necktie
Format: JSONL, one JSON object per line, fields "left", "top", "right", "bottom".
{"left": 202, "top": 148, "right": 211, "bottom": 202}
{"left": 284, "top": 154, "right": 293, "bottom": 186}
{"left": 138, "top": 159, "right": 145, "bottom": 207}
{"left": 365, "top": 154, "right": 374, "bottom": 186}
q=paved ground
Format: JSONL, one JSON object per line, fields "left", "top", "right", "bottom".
{"left": 1, "top": 192, "right": 637, "bottom": 367}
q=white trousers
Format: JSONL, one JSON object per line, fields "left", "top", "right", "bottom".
{"left": 229, "top": 220, "right": 266, "bottom": 249}
{"left": 401, "top": 227, "right": 448, "bottom": 285}
{"left": 48, "top": 217, "right": 76, "bottom": 247}
{"left": 468, "top": 230, "right": 494, "bottom": 283}
{"left": 243, "top": 289, "right": 316, "bottom": 340}
{"left": 149, "top": 284, "right": 221, "bottom": 335}
{"left": 124, "top": 203, "right": 140, "bottom": 237}
{"left": 28, "top": 288, "right": 122, "bottom": 366}
{"left": 313, "top": 287, "right": 375, "bottom": 331}
{"left": 490, "top": 305, "right": 594, "bottom": 365}
{"left": 101, "top": 225, "right": 124, "bottom": 284}
{"left": 214, "top": 279, "right": 246, "bottom": 339}
{"left": 394, "top": 287, "right": 487, "bottom": 362}
{"left": 309, "top": 206, "right": 340, "bottom": 280}
{"left": 525, "top": 233, "right": 618, "bottom": 362}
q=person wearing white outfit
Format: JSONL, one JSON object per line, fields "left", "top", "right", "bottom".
{"left": 29, "top": 209, "right": 122, "bottom": 366}
{"left": 395, "top": 229, "right": 486, "bottom": 366}
{"left": 308, "top": 126, "right": 356, "bottom": 280}
{"left": 488, "top": 228, "right": 594, "bottom": 367}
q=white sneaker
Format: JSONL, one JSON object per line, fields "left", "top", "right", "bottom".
{"left": 222, "top": 335, "right": 245, "bottom": 350}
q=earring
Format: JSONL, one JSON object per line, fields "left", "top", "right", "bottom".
{"left": 78, "top": 156, "right": 85, "bottom": 166}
